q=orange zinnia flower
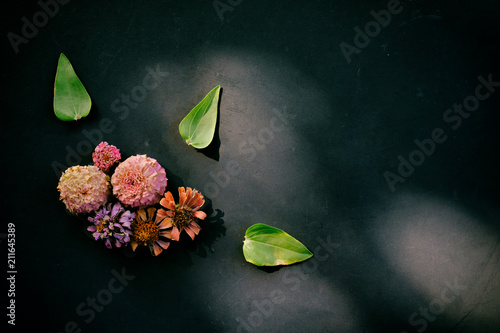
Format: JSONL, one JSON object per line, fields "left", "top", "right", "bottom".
{"left": 130, "top": 207, "right": 171, "bottom": 256}
{"left": 157, "top": 187, "right": 207, "bottom": 241}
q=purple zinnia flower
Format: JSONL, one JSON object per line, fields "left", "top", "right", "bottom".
{"left": 87, "top": 202, "right": 135, "bottom": 249}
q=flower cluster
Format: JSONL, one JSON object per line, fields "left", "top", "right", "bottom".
{"left": 57, "top": 142, "right": 206, "bottom": 256}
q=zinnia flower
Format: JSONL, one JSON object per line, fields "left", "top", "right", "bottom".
{"left": 111, "top": 154, "right": 167, "bottom": 208}
{"left": 131, "top": 207, "right": 171, "bottom": 256}
{"left": 58, "top": 165, "right": 111, "bottom": 214}
{"left": 87, "top": 202, "right": 134, "bottom": 249}
{"left": 93, "top": 142, "right": 121, "bottom": 172}
{"left": 157, "top": 187, "right": 207, "bottom": 241}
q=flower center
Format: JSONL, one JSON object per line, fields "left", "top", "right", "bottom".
{"left": 95, "top": 218, "right": 109, "bottom": 233}
{"left": 133, "top": 222, "right": 159, "bottom": 246}
{"left": 102, "top": 153, "right": 112, "bottom": 162}
{"left": 172, "top": 208, "right": 194, "bottom": 229}
{"left": 125, "top": 171, "right": 145, "bottom": 189}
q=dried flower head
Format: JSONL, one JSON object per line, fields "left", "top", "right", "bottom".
{"left": 131, "top": 207, "right": 171, "bottom": 256}
{"left": 92, "top": 142, "right": 121, "bottom": 172}
{"left": 157, "top": 187, "right": 207, "bottom": 241}
{"left": 111, "top": 154, "right": 167, "bottom": 208}
{"left": 58, "top": 165, "right": 111, "bottom": 214}
{"left": 87, "top": 202, "right": 135, "bottom": 249}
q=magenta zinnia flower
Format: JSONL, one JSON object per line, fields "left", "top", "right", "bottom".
{"left": 157, "top": 187, "right": 207, "bottom": 241}
{"left": 131, "top": 207, "right": 171, "bottom": 256}
{"left": 57, "top": 166, "right": 111, "bottom": 214}
{"left": 93, "top": 142, "right": 121, "bottom": 172}
{"left": 111, "top": 154, "right": 167, "bottom": 208}
{"left": 87, "top": 202, "right": 135, "bottom": 249}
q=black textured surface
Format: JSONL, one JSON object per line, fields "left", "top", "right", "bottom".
{"left": 2, "top": 1, "right": 500, "bottom": 332}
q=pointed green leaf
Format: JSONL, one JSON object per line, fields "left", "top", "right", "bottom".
{"left": 179, "top": 85, "right": 221, "bottom": 149}
{"left": 243, "top": 223, "right": 313, "bottom": 266}
{"left": 53, "top": 53, "right": 92, "bottom": 121}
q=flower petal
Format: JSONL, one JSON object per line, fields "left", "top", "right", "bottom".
{"left": 111, "top": 203, "right": 122, "bottom": 217}
{"left": 185, "top": 227, "right": 195, "bottom": 240}
{"left": 160, "top": 230, "right": 172, "bottom": 238}
{"left": 152, "top": 243, "right": 163, "bottom": 256}
{"left": 160, "top": 191, "right": 176, "bottom": 211}
{"left": 171, "top": 226, "right": 180, "bottom": 241}
{"left": 193, "top": 210, "right": 207, "bottom": 220}
{"left": 157, "top": 208, "right": 168, "bottom": 219}
{"left": 147, "top": 207, "right": 156, "bottom": 220}
{"left": 187, "top": 188, "right": 201, "bottom": 207}
{"left": 131, "top": 241, "right": 139, "bottom": 252}
{"left": 185, "top": 187, "right": 193, "bottom": 204}
{"left": 156, "top": 239, "right": 170, "bottom": 250}
{"left": 136, "top": 209, "right": 147, "bottom": 222}
{"left": 158, "top": 218, "right": 172, "bottom": 230}
{"left": 179, "top": 187, "right": 187, "bottom": 206}
{"left": 188, "top": 222, "right": 201, "bottom": 235}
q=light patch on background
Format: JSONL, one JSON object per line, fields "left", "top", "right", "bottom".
{"left": 175, "top": 48, "right": 350, "bottom": 332}
{"left": 215, "top": 268, "right": 360, "bottom": 333}
{"left": 147, "top": 47, "right": 344, "bottom": 331}
{"left": 374, "top": 190, "right": 500, "bottom": 327}
{"left": 156, "top": 47, "right": 332, "bottom": 212}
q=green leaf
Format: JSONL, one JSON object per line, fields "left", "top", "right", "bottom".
{"left": 53, "top": 53, "right": 92, "bottom": 121}
{"left": 243, "top": 223, "right": 313, "bottom": 266}
{"left": 179, "top": 85, "right": 221, "bottom": 149}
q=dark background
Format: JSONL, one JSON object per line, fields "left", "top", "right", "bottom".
{"left": 2, "top": 0, "right": 500, "bottom": 332}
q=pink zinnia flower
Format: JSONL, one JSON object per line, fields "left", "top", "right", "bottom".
{"left": 157, "top": 187, "right": 207, "bottom": 241}
{"left": 57, "top": 166, "right": 111, "bottom": 214}
{"left": 111, "top": 154, "right": 167, "bottom": 208}
{"left": 92, "top": 142, "right": 121, "bottom": 172}
{"left": 131, "top": 207, "right": 171, "bottom": 256}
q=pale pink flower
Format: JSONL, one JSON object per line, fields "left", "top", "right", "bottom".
{"left": 57, "top": 166, "right": 111, "bottom": 214}
{"left": 111, "top": 154, "right": 167, "bottom": 208}
{"left": 92, "top": 142, "right": 121, "bottom": 172}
